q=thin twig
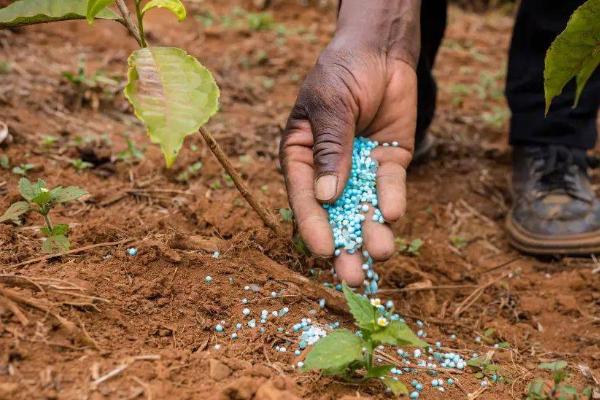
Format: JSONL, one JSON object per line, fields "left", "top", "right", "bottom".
{"left": 115, "top": 0, "right": 144, "bottom": 47}
{"left": 378, "top": 284, "right": 478, "bottom": 294}
{"left": 453, "top": 271, "right": 513, "bottom": 318}
{"left": 199, "top": 127, "right": 284, "bottom": 236}
{"left": 6, "top": 238, "right": 135, "bottom": 269}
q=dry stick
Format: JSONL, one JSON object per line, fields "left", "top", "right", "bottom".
{"left": 6, "top": 238, "right": 135, "bottom": 269}
{"left": 378, "top": 284, "right": 478, "bottom": 294}
{"left": 453, "top": 270, "right": 513, "bottom": 318}
{"left": 199, "top": 127, "right": 284, "bottom": 237}
{"left": 0, "top": 286, "right": 98, "bottom": 349}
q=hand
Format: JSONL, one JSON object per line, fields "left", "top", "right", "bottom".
{"left": 280, "top": 35, "right": 418, "bottom": 286}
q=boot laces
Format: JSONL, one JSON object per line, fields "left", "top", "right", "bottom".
{"left": 529, "top": 145, "right": 599, "bottom": 197}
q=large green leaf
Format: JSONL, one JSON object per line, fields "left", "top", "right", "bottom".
{"left": 86, "top": 0, "right": 115, "bottom": 23}
{"left": 142, "top": 0, "right": 186, "bottom": 21}
{"left": 0, "top": 201, "right": 30, "bottom": 223}
{"left": 124, "top": 46, "right": 220, "bottom": 167}
{"left": 303, "top": 329, "right": 364, "bottom": 373}
{"left": 342, "top": 283, "right": 375, "bottom": 331}
{"left": 371, "top": 321, "right": 427, "bottom": 347}
{"left": 0, "top": 0, "right": 119, "bottom": 28}
{"left": 544, "top": 0, "right": 600, "bottom": 112}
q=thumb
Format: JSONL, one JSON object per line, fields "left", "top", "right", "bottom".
{"left": 300, "top": 75, "right": 356, "bottom": 203}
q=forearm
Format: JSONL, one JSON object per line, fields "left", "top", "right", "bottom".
{"left": 336, "top": 0, "right": 421, "bottom": 68}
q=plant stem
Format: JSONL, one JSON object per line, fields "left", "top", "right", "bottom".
{"left": 199, "top": 127, "right": 284, "bottom": 237}
{"left": 133, "top": 0, "right": 148, "bottom": 47}
{"left": 43, "top": 213, "right": 53, "bottom": 232}
{"left": 115, "top": 0, "right": 144, "bottom": 47}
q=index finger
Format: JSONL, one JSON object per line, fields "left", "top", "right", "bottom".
{"left": 281, "top": 120, "right": 334, "bottom": 257}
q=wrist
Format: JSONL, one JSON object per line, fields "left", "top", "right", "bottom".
{"left": 336, "top": 0, "right": 421, "bottom": 68}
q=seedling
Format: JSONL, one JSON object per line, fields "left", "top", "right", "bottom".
{"left": 467, "top": 352, "right": 502, "bottom": 382}
{"left": 396, "top": 238, "right": 424, "bottom": 256}
{"left": 450, "top": 235, "right": 468, "bottom": 250}
{"left": 279, "top": 208, "right": 293, "bottom": 222}
{"left": 303, "top": 284, "right": 426, "bottom": 396}
{"left": 40, "top": 135, "right": 59, "bottom": 149}
{"left": 12, "top": 163, "right": 35, "bottom": 176}
{"left": 71, "top": 158, "right": 93, "bottom": 172}
{"left": 116, "top": 137, "right": 145, "bottom": 164}
{"left": 0, "top": 178, "right": 87, "bottom": 253}
{"left": 175, "top": 161, "right": 203, "bottom": 182}
{"left": 527, "top": 361, "right": 592, "bottom": 400}
{"left": 62, "top": 57, "right": 120, "bottom": 109}
{"left": 0, "top": 60, "right": 10, "bottom": 74}
{"left": 0, "top": 154, "right": 9, "bottom": 169}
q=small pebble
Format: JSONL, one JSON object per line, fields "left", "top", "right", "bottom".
{"left": 215, "top": 324, "right": 224, "bottom": 333}
{"left": 242, "top": 308, "right": 251, "bottom": 316}
{"left": 127, "top": 247, "right": 138, "bottom": 256}
{"left": 204, "top": 276, "right": 213, "bottom": 283}
{"left": 212, "top": 251, "right": 220, "bottom": 258}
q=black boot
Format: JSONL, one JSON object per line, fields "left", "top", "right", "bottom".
{"left": 506, "top": 145, "right": 600, "bottom": 255}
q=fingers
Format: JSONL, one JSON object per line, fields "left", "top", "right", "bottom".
{"left": 371, "top": 146, "right": 411, "bottom": 222}
{"left": 334, "top": 251, "right": 365, "bottom": 287}
{"left": 280, "top": 119, "right": 334, "bottom": 257}
{"left": 362, "top": 208, "right": 395, "bottom": 260}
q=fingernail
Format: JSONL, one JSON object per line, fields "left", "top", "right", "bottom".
{"left": 315, "top": 174, "right": 338, "bottom": 202}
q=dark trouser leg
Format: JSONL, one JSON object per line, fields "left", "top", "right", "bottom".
{"left": 415, "top": 0, "right": 448, "bottom": 144}
{"left": 507, "top": 0, "right": 600, "bottom": 149}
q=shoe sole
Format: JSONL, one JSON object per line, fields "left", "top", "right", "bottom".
{"left": 505, "top": 210, "right": 600, "bottom": 255}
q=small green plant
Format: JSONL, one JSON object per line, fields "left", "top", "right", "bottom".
{"left": 175, "top": 161, "right": 203, "bottom": 182}
{"left": 116, "top": 137, "right": 145, "bottom": 163}
{"left": 71, "top": 158, "right": 93, "bottom": 172}
{"left": 12, "top": 163, "right": 35, "bottom": 176}
{"left": 0, "top": 60, "right": 10, "bottom": 74}
{"left": 303, "top": 284, "right": 426, "bottom": 396}
{"left": 0, "top": 154, "right": 9, "bottom": 169}
{"left": 395, "top": 238, "right": 424, "bottom": 256}
{"left": 246, "top": 11, "right": 274, "bottom": 31}
{"left": 279, "top": 208, "right": 293, "bottom": 222}
{"left": 0, "top": 178, "right": 87, "bottom": 253}
{"left": 467, "top": 352, "right": 502, "bottom": 382}
{"left": 450, "top": 235, "right": 468, "bottom": 250}
{"left": 481, "top": 106, "right": 509, "bottom": 129}
{"left": 527, "top": 361, "right": 593, "bottom": 400}
{"left": 40, "top": 134, "right": 59, "bottom": 149}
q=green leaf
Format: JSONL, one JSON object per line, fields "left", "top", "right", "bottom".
{"left": 52, "top": 224, "right": 69, "bottom": 236}
{"left": 31, "top": 190, "right": 52, "bottom": 207}
{"left": 142, "top": 0, "right": 186, "bottom": 21}
{"left": 0, "top": 201, "right": 30, "bottom": 223}
{"left": 371, "top": 321, "right": 427, "bottom": 347}
{"left": 0, "top": 0, "right": 119, "bottom": 28}
{"left": 382, "top": 377, "right": 409, "bottom": 396}
{"left": 279, "top": 208, "right": 293, "bottom": 222}
{"left": 527, "top": 379, "right": 547, "bottom": 399}
{"left": 86, "top": 0, "right": 115, "bottom": 23}
{"left": 124, "top": 47, "right": 220, "bottom": 168}
{"left": 50, "top": 186, "right": 87, "bottom": 203}
{"left": 303, "top": 329, "right": 364, "bottom": 373}
{"left": 366, "top": 365, "right": 393, "bottom": 378}
{"left": 42, "top": 234, "right": 70, "bottom": 253}
{"left": 342, "top": 283, "right": 375, "bottom": 331}
{"left": 538, "top": 360, "right": 568, "bottom": 371}
{"left": 544, "top": 0, "right": 600, "bottom": 112}
{"left": 18, "top": 177, "right": 45, "bottom": 201}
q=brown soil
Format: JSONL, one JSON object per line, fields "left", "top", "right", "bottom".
{"left": 0, "top": 1, "right": 599, "bottom": 399}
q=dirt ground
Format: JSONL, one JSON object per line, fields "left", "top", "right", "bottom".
{"left": 0, "top": 1, "right": 599, "bottom": 399}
